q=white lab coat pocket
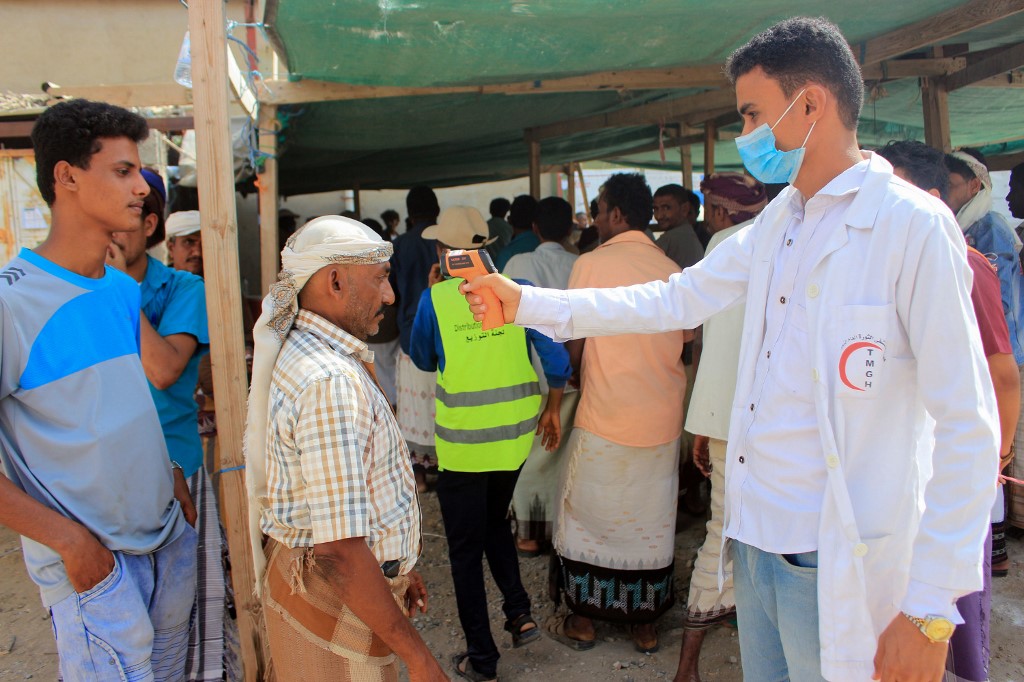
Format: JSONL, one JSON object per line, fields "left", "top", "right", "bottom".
{"left": 834, "top": 304, "right": 897, "bottom": 400}
{"left": 859, "top": 532, "right": 908, "bottom": 636}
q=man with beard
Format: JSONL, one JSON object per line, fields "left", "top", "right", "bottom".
{"left": 166, "top": 210, "right": 204, "bottom": 277}
{"left": 246, "top": 216, "right": 446, "bottom": 681}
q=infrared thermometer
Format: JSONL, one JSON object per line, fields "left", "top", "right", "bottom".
{"left": 440, "top": 249, "right": 505, "bottom": 331}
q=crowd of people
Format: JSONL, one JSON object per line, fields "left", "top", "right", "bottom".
{"left": 0, "top": 14, "right": 1023, "bottom": 682}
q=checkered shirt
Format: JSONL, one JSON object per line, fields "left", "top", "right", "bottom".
{"left": 261, "top": 310, "right": 421, "bottom": 574}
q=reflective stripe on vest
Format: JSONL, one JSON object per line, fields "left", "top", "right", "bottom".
{"left": 434, "top": 415, "right": 538, "bottom": 444}
{"left": 435, "top": 381, "right": 540, "bottom": 408}
{"left": 431, "top": 278, "right": 541, "bottom": 472}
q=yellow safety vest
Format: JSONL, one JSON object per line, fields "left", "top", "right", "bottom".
{"left": 431, "top": 278, "right": 541, "bottom": 472}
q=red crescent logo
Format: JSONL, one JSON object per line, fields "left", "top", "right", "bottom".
{"left": 839, "top": 341, "right": 883, "bottom": 391}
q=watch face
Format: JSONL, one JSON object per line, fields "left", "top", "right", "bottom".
{"left": 925, "top": 618, "right": 955, "bottom": 642}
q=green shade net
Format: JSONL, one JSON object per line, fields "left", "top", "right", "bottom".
{"left": 264, "top": 1, "right": 1024, "bottom": 193}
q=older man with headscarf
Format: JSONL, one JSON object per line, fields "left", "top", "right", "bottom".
{"left": 945, "top": 150, "right": 1024, "bottom": 576}
{"left": 674, "top": 172, "right": 766, "bottom": 682}
{"left": 245, "top": 216, "right": 448, "bottom": 682}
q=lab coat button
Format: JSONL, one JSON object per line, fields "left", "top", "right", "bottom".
{"left": 807, "top": 283, "right": 820, "bottom": 298}
{"left": 826, "top": 455, "right": 840, "bottom": 468}
{"left": 853, "top": 543, "right": 868, "bottom": 557}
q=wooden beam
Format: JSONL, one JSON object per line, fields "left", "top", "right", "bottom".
{"left": 257, "top": 104, "right": 279, "bottom": 296}
{"left": 566, "top": 165, "right": 576, "bottom": 208}
{"left": 528, "top": 141, "right": 541, "bottom": 199}
{"left": 526, "top": 88, "right": 735, "bottom": 142}
{"left": 972, "top": 70, "right": 1024, "bottom": 87}
{"left": 857, "top": 0, "right": 1024, "bottom": 66}
{"left": 482, "top": 65, "right": 728, "bottom": 94}
{"left": 988, "top": 150, "right": 1024, "bottom": 172}
{"left": 187, "top": 1, "right": 266, "bottom": 680}
{"left": 860, "top": 57, "right": 966, "bottom": 80}
{"left": 0, "top": 116, "right": 196, "bottom": 140}
{"left": 353, "top": 184, "right": 362, "bottom": 217}
{"left": 704, "top": 121, "right": 717, "bottom": 177}
{"left": 259, "top": 65, "right": 731, "bottom": 105}
{"left": 44, "top": 82, "right": 192, "bottom": 107}
{"left": 945, "top": 41, "right": 1024, "bottom": 91}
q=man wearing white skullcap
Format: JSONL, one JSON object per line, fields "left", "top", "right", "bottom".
{"left": 165, "top": 210, "right": 204, "bottom": 277}
{"left": 245, "top": 215, "right": 446, "bottom": 681}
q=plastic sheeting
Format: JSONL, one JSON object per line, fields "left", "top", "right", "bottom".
{"left": 263, "top": 1, "right": 1024, "bottom": 193}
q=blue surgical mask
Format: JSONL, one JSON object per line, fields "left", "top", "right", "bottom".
{"left": 734, "top": 89, "right": 816, "bottom": 184}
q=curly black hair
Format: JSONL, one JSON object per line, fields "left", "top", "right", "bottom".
{"left": 726, "top": 17, "right": 863, "bottom": 131}
{"left": 600, "top": 173, "right": 653, "bottom": 230}
{"left": 876, "top": 141, "right": 949, "bottom": 201}
{"left": 31, "top": 99, "right": 149, "bottom": 206}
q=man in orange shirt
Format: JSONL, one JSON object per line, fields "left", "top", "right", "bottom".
{"left": 546, "top": 173, "right": 686, "bottom": 655}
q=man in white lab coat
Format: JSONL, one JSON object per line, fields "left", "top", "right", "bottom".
{"left": 459, "top": 16, "right": 997, "bottom": 682}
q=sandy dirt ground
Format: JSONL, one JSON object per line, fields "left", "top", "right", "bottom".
{"left": 1, "top": 491, "right": 1023, "bottom": 681}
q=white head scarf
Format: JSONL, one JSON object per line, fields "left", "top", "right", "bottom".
{"left": 951, "top": 151, "right": 993, "bottom": 232}
{"left": 245, "top": 215, "right": 392, "bottom": 595}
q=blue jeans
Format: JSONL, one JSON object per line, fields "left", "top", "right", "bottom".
{"left": 732, "top": 540, "right": 825, "bottom": 682}
{"left": 50, "top": 523, "right": 197, "bottom": 682}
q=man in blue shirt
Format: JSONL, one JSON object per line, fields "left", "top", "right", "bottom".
{"left": 1, "top": 99, "right": 195, "bottom": 681}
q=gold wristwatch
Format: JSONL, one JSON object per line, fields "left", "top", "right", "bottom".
{"left": 903, "top": 613, "right": 955, "bottom": 643}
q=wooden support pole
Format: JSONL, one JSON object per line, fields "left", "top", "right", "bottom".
{"left": 922, "top": 48, "right": 952, "bottom": 152}
{"left": 353, "top": 184, "right": 362, "bottom": 218}
{"left": 566, "top": 165, "right": 576, "bottom": 209}
{"left": 257, "top": 104, "right": 279, "bottom": 296}
{"left": 187, "top": 1, "right": 266, "bottom": 679}
{"left": 680, "top": 124, "right": 694, "bottom": 189}
{"left": 922, "top": 77, "right": 952, "bottom": 152}
{"left": 576, "top": 163, "right": 590, "bottom": 220}
{"left": 704, "top": 121, "right": 717, "bottom": 177}
{"left": 529, "top": 141, "right": 541, "bottom": 199}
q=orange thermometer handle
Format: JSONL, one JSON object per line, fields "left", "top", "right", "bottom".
{"left": 473, "top": 279, "right": 505, "bottom": 331}
{"left": 443, "top": 249, "right": 505, "bottom": 331}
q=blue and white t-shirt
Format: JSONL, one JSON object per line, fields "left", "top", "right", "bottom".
{"left": 0, "top": 249, "right": 184, "bottom": 606}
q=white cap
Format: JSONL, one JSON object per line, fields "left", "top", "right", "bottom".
{"left": 165, "top": 210, "right": 202, "bottom": 239}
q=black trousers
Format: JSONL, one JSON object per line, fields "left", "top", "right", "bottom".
{"left": 435, "top": 467, "right": 531, "bottom": 677}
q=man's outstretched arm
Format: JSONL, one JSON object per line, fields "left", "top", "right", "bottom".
{"left": 460, "top": 222, "right": 755, "bottom": 342}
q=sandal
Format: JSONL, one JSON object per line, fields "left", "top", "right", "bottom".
{"left": 452, "top": 653, "right": 497, "bottom": 682}
{"left": 503, "top": 613, "right": 541, "bottom": 648}
{"left": 516, "top": 539, "right": 545, "bottom": 558}
{"left": 629, "top": 624, "right": 660, "bottom": 654}
{"left": 543, "top": 614, "right": 596, "bottom": 651}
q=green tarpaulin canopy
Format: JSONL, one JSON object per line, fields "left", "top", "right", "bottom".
{"left": 262, "top": 1, "right": 1024, "bottom": 193}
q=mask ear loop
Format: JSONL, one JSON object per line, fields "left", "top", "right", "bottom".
{"left": 801, "top": 121, "right": 817, "bottom": 147}
{"left": 770, "top": 88, "right": 808, "bottom": 131}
